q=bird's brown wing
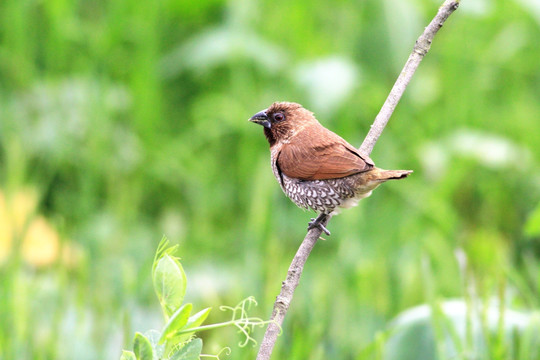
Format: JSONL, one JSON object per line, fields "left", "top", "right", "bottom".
{"left": 277, "top": 128, "right": 373, "bottom": 180}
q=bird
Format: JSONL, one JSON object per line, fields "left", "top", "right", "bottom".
{"left": 249, "top": 102, "right": 412, "bottom": 235}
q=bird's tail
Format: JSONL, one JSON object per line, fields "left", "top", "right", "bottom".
{"left": 349, "top": 167, "right": 412, "bottom": 200}
{"left": 369, "top": 168, "right": 413, "bottom": 182}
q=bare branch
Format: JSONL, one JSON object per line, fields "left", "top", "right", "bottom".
{"left": 359, "top": 0, "right": 460, "bottom": 156}
{"left": 256, "top": 1, "right": 460, "bottom": 359}
{"left": 255, "top": 221, "right": 328, "bottom": 359}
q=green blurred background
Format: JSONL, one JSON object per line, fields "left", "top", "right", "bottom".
{"left": 1, "top": 0, "right": 540, "bottom": 358}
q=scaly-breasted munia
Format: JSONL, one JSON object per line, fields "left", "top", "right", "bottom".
{"left": 249, "top": 102, "right": 412, "bottom": 235}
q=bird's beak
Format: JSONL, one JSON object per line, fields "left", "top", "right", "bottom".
{"left": 249, "top": 110, "right": 271, "bottom": 129}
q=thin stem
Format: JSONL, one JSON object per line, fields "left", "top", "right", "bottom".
{"left": 256, "top": 221, "right": 328, "bottom": 359}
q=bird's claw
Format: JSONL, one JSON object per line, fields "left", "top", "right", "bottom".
{"left": 308, "top": 217, "right": 331, "bottom": 236}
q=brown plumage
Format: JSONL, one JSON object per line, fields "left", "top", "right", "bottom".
{"left": 249, "top": 102, "right": 412, "bottom": 234}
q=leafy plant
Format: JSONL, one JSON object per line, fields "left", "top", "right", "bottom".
{"left": 120, "top": 237, "right": 271, "bottom": 360}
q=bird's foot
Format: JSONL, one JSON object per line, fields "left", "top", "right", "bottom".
{"left": 308, "top": 214, "right": 331, "bottom": 236}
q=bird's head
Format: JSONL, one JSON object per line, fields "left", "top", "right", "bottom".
{"left": 249, "top": 102, "right": 317, "bottom": 146}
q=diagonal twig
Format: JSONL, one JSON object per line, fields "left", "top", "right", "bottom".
{"left": 256, "top": 1, "right": 460, "bottom": 359}
{"left": 359, "top": 0, "right": 460, "bottom": 156}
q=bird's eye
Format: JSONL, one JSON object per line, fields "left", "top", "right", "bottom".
{"left": 274, "top": 113, "right": 285, "bottom": 121}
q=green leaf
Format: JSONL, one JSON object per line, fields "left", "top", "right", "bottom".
{"left": 152, "top": 237, "right": 179, "bottom": 276}
{"left": 153, "top": 253, "right": 187, "bottom": 317}
{"left": 159, "top": 303, "right": 193, "bottom": 344}
{"left": 120, "top": 350, "right": 137, "bottom": 360}
{"left": 174, "top": 307, "right": 212, "bottom": 344}
{"left": 145, "top": 329, "right": 164, "bottom": 359}
{"left": 169, "top": 338, "right": 203, "bottom": 360}
{"left": 153, "top": 237, "right": 170, "bottom": 275}
{"left": 184, "top": 307, "right": 212, "bottom": 330}
{"left": 133, "top": 332, "right": 155, "bottom": 360}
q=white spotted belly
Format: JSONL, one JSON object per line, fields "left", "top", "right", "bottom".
{"left": 279, "top": 174, "right": 374, "bottom": 215}
{"left": 270, "top": 155, "right": 379, "bottom": 215}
